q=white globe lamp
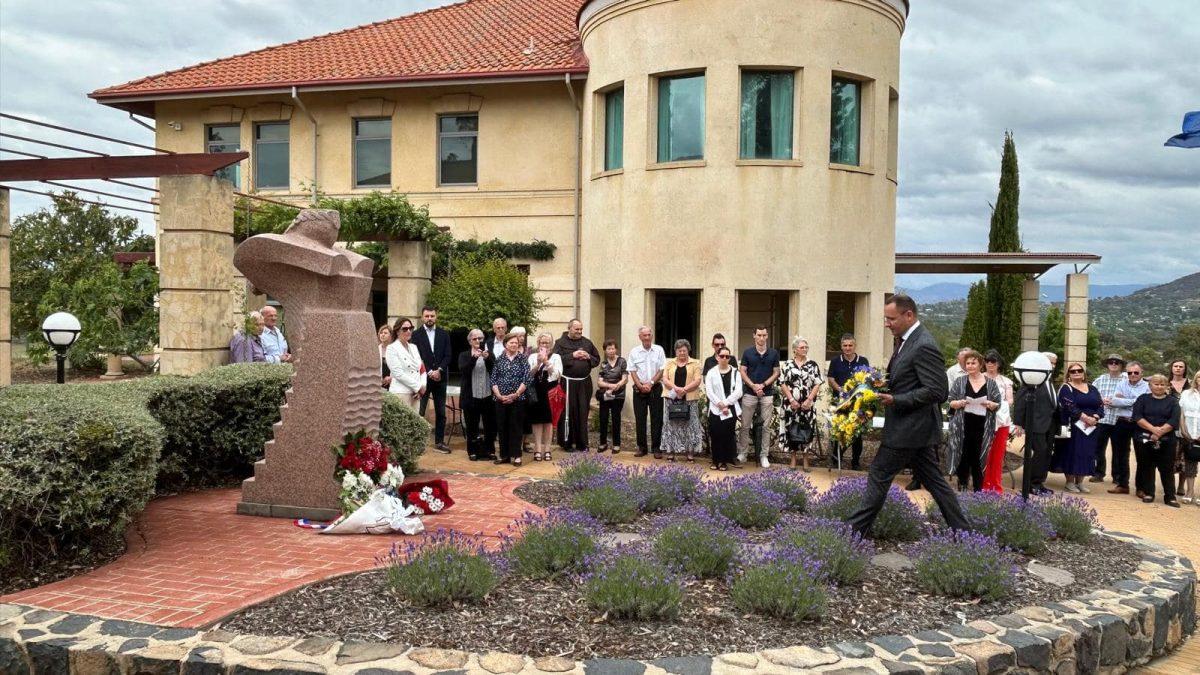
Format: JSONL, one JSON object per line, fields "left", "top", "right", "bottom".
{"left": 41, "top": 311, "right": 82, "bottom": 384}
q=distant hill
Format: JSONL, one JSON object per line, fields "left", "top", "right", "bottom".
{"left": 902, "top": 282, "right": 1148, "bottom": 305}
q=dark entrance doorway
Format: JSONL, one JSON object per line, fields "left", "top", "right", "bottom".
{"left": 654, "top": 291, "right": 699, "bottom": 353}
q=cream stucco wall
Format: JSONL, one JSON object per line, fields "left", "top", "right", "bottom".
{"left": 153, "top": 81, "right": 582, "bottom": 334}
{"left": 578, "top": 0, "right": 903, "bottom": 365}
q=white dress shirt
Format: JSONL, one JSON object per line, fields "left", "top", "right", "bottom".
{"left": 627, "top": 343, "right": 666, "bottom": 385}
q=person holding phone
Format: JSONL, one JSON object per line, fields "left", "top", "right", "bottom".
{"left": 527, "top": 332, "right": 563, "bottom": 461}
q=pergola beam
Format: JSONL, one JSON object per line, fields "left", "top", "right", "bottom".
{"left": 0, "top": 152, "right": 247, "bottom": 182}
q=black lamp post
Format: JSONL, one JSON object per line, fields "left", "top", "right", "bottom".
{"left": 41, "top": 311, "right": 82, "bottom": 384}
{"left": 1012, "top": 351, "right": 1053, "bottom": 501}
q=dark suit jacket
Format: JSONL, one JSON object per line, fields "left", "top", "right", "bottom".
{"left": 415, "top": 325, "right": 452, "bottom": 382}
{"left": 1013, "top": 381, "right": 1057, "bottom": 434}
{"left": 883, "top": 323, "right": 949, "bottom": 449}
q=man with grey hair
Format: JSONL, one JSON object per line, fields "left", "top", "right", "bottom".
{"left": 946, "top": 347, "right": 971, "bottom": 389}
{"left": 554, "top": 319, "right": 600, "bottom": 452}
{"left": 628, "top": 325, "right": 666, "bottom": 457}
{"left": 1107, "top": 360, "right": 1149, "bottom": 494}
{"left": 259, "top": 305, "right": 291, "bottom": 363}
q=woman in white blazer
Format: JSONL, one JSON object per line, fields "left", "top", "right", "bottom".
{"left": 704, "top": 346, "right": 743, "bottom": 471}
{"left": 386, "top": 317, "right": 427, "bottom": 410}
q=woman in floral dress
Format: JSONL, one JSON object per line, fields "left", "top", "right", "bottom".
{"left": 776, "top": 336, "right": 823, "bottom": 471}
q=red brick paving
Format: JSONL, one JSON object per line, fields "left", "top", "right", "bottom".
{"left": 1, "top": 474, "right": 539, "bottom": 628}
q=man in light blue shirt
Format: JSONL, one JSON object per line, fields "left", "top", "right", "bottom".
{"left": 1106, "top": 361, "right": 1148, "bottom": 493}
{"left": 259, "top": 305, "right": 292, "bottom": 364}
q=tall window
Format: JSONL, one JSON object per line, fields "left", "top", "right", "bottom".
{"left": 254, "top": 122, "right": 289, "bottom": 189}
{"left": 656, "top": 73, "right": 705, "bottom": 163}
{"left": 206, "top": 124, "right": 240, "bottom": 186}
{"left": 830, "top": 77, "right": 861, "bottom": 166}
{"left": 438, "top": 114, "right": 478, "bottom": 185}
{"left": 740, "top": 71, "right": 794, "bottom": 160}
{"left": 354, "top": 118, "right": 391, "bottom": 187}
{"left": 604, "top": 87, "right": 624, "bottom": 171}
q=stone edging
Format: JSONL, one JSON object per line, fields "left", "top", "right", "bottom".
{"left": 1, "top": 530, "right": 1194, "bottom": 674}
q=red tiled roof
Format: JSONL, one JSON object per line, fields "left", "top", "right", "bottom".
{"left": 90, "top": 0, "right": 588, "bottom": 104}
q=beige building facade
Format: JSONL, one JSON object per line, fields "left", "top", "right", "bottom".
{"left": 96, "top": 0, "right": 910, "bottom": 365}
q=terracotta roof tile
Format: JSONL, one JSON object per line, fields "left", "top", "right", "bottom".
{"left": 91, "top": 0, "right": 589, "bottom": 101}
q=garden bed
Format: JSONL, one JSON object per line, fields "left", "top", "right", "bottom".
{"left": 220, "top": 465, "right": 1141, "bottom": 661}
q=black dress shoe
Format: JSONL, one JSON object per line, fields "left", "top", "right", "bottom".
{"left": 1166, "top": 501, "right": 1181, "bottom": 508}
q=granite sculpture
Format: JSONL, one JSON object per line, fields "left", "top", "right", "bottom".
{"left": 234, "top": 209, "right": 381, "bottom": 519}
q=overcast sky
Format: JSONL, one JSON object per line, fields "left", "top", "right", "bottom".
{"left": 1, "top": 0, "right": 1196, "bottom": 288}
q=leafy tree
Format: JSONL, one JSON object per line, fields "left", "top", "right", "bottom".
{"left": 28, "top": 260, "right": 158, "bottom": 370}
{"left": 959, "top": 281, "right": 989, "bottom": 352}
{"left": 1167, "top": 324, "right": 1200, "bottom": 371}
{"left": 425, "top": 254, "right": 546, "bottom": 332}
{"left": 986, "top": 131, "right": 1024, "bottom": 361}
{"left": 10, "top": 192, "right": 142, "bottom": 339}
{"left": 1039, "top": 306, "right": 1065, "bottom": 367}
{"left": 1086, "top": 321, "right": 1102, "bottom": 372}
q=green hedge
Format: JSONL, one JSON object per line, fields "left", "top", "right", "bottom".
{"left": 380, "top": 394, "right": 428, "bottom": 474}
{"left": 0, "top": 382, "right": 162, "bottom": 568}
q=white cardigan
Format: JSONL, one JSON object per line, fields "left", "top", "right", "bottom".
{"left": 704, "top": 365, "right": 743, "bottom": 417}
{"left": 527, "top": 352, "right": 563, "bottom": 383}
{"left": 385, "top": 340, "right": 427, "bottom": 395}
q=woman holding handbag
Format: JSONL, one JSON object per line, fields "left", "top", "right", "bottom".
{"left": 660, "top": 339, "right": 703, "bottom": 462}
{"left": 705, "top": 346, "right": 743, "bottom": 471}
{"left": 1177, "top": 371, "right": 1200, "bottom": 504}
{"left": 778, "top": 336, "right": 822, "bottom": 471}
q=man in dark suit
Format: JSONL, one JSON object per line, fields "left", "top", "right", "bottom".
{"left": 848, "top": 295, "right": 971, "bottom": 535}
{"left": 483, "top": 316, "right": 508, "bottom": 360}
{"left": 1014, "top": 361, "right": 1058, "bottom": 496}
{"left": 415, "top": 305, "right": 453, "bottom": 453}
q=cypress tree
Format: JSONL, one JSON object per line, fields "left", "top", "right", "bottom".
{"left": 960, "top": 280, "right": 990, "bottom": 352}
{"left": 986, "top": 131, "right": 1025, "bottom": 361}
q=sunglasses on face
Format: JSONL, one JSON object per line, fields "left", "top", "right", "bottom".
{"left": 399, "top": 326, "right": 413, "bottom": 332}
{"left": 1068, "top": 369, "right": 1083, "bottom": 374}
{"left": 1127, "top": 371, "right": 1141, "bottom": 375}
{"left": 717, "top": 354, "right": 729, "bottom": 359}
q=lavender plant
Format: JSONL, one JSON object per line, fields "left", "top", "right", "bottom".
{"left": 729, "top": 547, "right": 828, "bottom": 621}
{"left": 810, "top": 477, "right": 925, "bottom": 541}
{"left": 581, "top": 545, "right": 685, "bottom": 620}
{"left": 572, "top": 479, "right": 640, "bottom": 524}
{"left": 754, "top": 470, "right": 817, "bottom": 512}
{"left": 698, "top": 476, "right": 789, "bottom": 529}
{"left": 908, "top": 530, "right": 1017, "bottom": 601}
{"left": 929, "top": 492, "right": 1054, "bottom": 555}
{"left": 383, "top": 529, "right": 499, "bottom": 606}
{"left": 500, "top": 508, "right": 602, "bottom": 579}
{"left": 1034, "top": 494, "right": 1098, "bottom": 543}
{"left": 652, "top": 506, "right": 744, "bottom": 578}
{"left": 558, "top": 454, "right": 614, "bottom": 491}
{"left": 773, "top": 517, "right": 875, "bottom": 584}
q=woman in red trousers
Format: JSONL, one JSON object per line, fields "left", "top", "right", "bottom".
{"left": 983, "top": 351, "right": 1015, "bottom": 492}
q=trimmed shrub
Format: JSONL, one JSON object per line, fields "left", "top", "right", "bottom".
{"left": 384, "top": 530, "right": 499, "bottom": 606}
{"left": 582, "top": 546, "right": 685, "bottom": 620}
{"left": 729, "top": 547, "right": 827, "bottom": 621}
{"left": 909, "top": 531, "right": 1017, "bottom": 601}
{"left": 811, "top": 476, "right": 925, "bottom": 541}
{"left": 628, "top": 465, "right": 703, "bottom": 513}
{"left": 501, "top": 509, "right": 601, "bottom": 579}
{"left": 754, "top": 471, "right": 817, "bottom": 512}
{"left": 558, "top": 454, "right": 614, "bottom": 491}
{"left": 379, "top": 393, "right": 429, "bottom": 475}
{"left": 773, "top": 517, "right": 875, "bottom": 584}
{"left": 1035, "top": 494, "right": 1097, "bottom": 543}
{"left": 931, "top": 492, "right": 1054, "bottom": 555}
{"left": 698, "top": 476, "right": 789, "bottom": 529}
{"left": 0, "top": 382, "right": 162, "bottom": 568}
{"left": 573, "top": 483, "right": 640, "bottom": 524}
{"left": 652, "top": 507, "right": 744, "bottom": 578}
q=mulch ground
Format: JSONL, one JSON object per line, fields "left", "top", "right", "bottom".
{"left": 221, "top": 479, "right": 1141, "bottom": 661}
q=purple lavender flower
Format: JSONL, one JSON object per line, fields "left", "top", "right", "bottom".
{"left": 698, "top": 476, "right": 790, "bottom": 529}
{"left": 1032, "top": 493, "right": 1098, "bottom": 543}
{"left": 729, "top": 545, "right": 828, "bottom": 621}
{"left": 934, "top": 491, "right": 1055, "bottom": 554}
{"left": 580, "top": 543, "right": 686, "bottom": 620}
{"left": 558, "top": 454, "right": 617, "bottom": 490}
{"left": 651, "top": 505, "right": 745, "bottom": 577}
{"left": 772, "top": 516, "right": 875, "bottom": 584}
{"left": 382, "top": 528, "right": 499, "bottom": 606}
{"left": 907, "top": 530, "right": 1017, "bottom": 601}
{"left": 499, "top": 508, "right": 603, "bottom": 579}
{"left": 811, "top": 476, "right": 925, "bottom": 541}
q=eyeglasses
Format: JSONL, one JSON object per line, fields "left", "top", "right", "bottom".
{"left": 399, "top": 326, "right": 413, "bottom": 332}
{"left": 1068, "top": 369, "right": 1083, "bottom": 374}
{"left": 717, "top": 354, "right": 729, "bottom": 359}
{"left": 1127, "top": 370, "right": 1141, "bottom": 375}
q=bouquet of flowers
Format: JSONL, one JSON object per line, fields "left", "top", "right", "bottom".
{"left": 830, "top": 367, "right": 888, "bottom": 446}
{"left": 332, "top": 430, "right": 395, "bottom": 513}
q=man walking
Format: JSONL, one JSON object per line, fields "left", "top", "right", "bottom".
{"left": 415, "top": 305, "right": 452, "bottom": 453}
{"left": 827, "top": 333, "right": 870, "bottom": 470}
{"left": 555, "top": 319, "right": 601, "bottom": 452}
{"left": 1090, "top": 354, "right": 1126, "bottom": 483}
{"left": 738, "top": 326, "right": 781, "bottom": 468}
{"left": 1106, "top": 361, "right": 1149, "bottom": 495}
{"left": 848, "top": 295, "right": 970, "bottom": 536}
{"left": 259, "top": 305, "right": 291, "bottom": 364}
{"left": 627, "top": 326, "right": 666, "bottom": 458}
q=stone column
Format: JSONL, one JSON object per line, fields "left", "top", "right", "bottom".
{"left": 699, "top": 285, "right": 736, "bottom": 353}
{"left": 0, "top": 188, "right": 10, "bottom": 388}
{"left": 387, "top": 240, "right": 431, "bottom": 323}
{"left": 158, "top": 175, "right": 235, "bottom": 375}
{"left": 793, "top": 288, "right": 828, "bottom": 359}
{"left": 1064, "top": 273, "right": 1090, "bottom": 367}
{"left": 1021, "top": 278, "right": 1041, "bottom": 353}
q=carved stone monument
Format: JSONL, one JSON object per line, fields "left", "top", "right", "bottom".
{"left": 234, "top": 209, "right": 381, "bottom": 520}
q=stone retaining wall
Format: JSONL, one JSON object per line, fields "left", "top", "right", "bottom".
{"left": 1, "top": 531, "right": 1193, "bottom": 674}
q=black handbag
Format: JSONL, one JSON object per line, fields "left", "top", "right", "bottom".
{"left": 1185, "top": 439, "right": 1200, "bottom": 463}
{"left": 786, "top": 419, "right": 813, "bottom": 447}
{"left": 667, "top": 399, "right": 691, "bottom": 420}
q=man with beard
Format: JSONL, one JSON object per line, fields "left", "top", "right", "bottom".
{"left": 554, "top": 319, "right": 600, "bottom": 452}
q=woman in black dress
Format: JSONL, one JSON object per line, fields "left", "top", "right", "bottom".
{"left": 377, "top": 324, "right": 393, "bottom": 389}
{"left": 703, "top": 346, "right": 743, "bottom": 471}
{"left": 527, "top": 331, "right": 563, "bottom": 462}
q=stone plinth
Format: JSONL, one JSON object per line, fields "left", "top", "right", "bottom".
{"left": 234, "top": 209, "right": 381, "bottom": 519}
{"left": 1, "top": 187, "right": 10, "bottom": 387}
{"left": 386, "top": 239, "right": 431, "bottom": 323}
{"left": 158, "top": 175, "right": 235, "bottom": 375}
{"left": 1021, "top": 277, "right": 1040, "bottom": 353}
{"left": 1064, "top": 273, "right": 1089, "bottom": 367}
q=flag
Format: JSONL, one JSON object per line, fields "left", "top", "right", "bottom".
{"left": 1165, "top": 111, "right": 1200, "bottom": 148}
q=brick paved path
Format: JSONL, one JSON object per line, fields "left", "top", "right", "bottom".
{"left": 0, "top": 474, "right": 538, "bottom": 628}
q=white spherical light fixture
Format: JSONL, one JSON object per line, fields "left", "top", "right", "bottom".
{"left": 41, "top": 311, "right": 82, "bottom": 384}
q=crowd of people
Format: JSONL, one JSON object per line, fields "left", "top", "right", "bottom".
{"left": 228, "top": 302, "right": 1199, "bottom": 498}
